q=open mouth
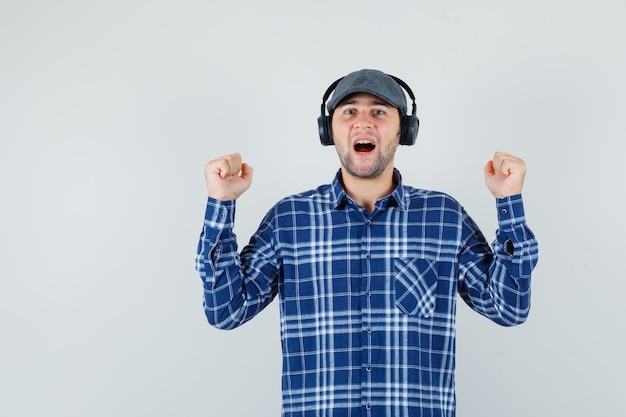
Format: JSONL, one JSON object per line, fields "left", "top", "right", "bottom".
{"left": 354, "top": 140, "right": 375, "bottom": 154}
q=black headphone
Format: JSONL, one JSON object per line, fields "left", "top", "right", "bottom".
{"left": 317, "top": 74, "right": 420, "bottom": 146}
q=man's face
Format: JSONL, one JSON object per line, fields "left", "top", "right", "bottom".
{"left": 331, "top": 92, "right": 401, "bottom": 179}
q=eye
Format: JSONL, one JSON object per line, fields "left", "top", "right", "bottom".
{"left": 373, "top": 109, "right": 386, "bottom": 116}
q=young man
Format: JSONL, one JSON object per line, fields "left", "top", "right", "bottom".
{"left": 196, "top": 69, "right": 539, "bottom": 416}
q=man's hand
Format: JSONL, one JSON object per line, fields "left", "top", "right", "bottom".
{"left": 204, "top": 153, "right": 253, "bottom": 201}
{"left": 483, "top": 151, "right": 526, "bottom": 198}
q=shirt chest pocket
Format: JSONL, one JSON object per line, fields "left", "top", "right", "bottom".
{"left": 394, "top": 257, "right": 438, "bottom": 318}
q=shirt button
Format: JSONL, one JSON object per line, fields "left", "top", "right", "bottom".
{"left": 365, "top": 220, "right": 371, "bottom": 225}
{"left": 365, "top": 404, "right": 372, "bottom": 411}
{"left": 501, "top": 208, "right": 508, "bottom": 215}
{"left": 366, "top": 366, "right": 372, "bottom": 372}
{"left": 366, "top": 328, "right": 372, "bottom": 334}
{"left": 364, "top": 291, "right": 370, "bottom": 297}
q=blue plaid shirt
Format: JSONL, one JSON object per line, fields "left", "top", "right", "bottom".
{"left": 196, "top": 169, "right": 538, "bottom": 417}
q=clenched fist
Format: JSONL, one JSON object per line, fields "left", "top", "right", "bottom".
{"left": 483, "top": 151, "right": 526, "bottom": 198}
{"left": 204, "top": 153, "right": 253, "bottom": 201}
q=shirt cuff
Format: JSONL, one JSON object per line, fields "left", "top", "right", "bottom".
{"left": 203, "top": 197, "right": 236, "bottom": 240}
{"left": 496, "top": 194, "right": 526, "bottom": 229}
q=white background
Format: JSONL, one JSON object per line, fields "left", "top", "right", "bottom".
{"left": 1, "top": 1, "right": 624, "bottom": 415}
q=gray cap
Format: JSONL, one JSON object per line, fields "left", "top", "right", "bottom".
{"left": 326, "top": 69, "right": 407, "bottom": 115}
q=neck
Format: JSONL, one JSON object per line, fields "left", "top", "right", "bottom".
{"left": 340, "top": 165, "right": 397, "bottom": 213}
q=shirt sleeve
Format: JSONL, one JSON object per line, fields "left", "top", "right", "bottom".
{"left": 457, "top": 194, "right": 539, "bottom": 326}
{"left": 195, "top": 197, "right": 279, "bottom": 330}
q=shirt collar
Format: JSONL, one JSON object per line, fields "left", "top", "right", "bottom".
{"left": 329, "top": 168, "right": 407, "bottom": 211}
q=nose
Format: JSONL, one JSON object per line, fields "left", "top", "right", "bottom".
{"left": 353, "top": 112, "right": 373, "bottom": 129}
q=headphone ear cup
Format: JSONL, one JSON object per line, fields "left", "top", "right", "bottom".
{"left": 400, "top": 115, "right": 420, "bottom": 146}
{"left": 317, "top": 115, "right": 334, "bottom": 146}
